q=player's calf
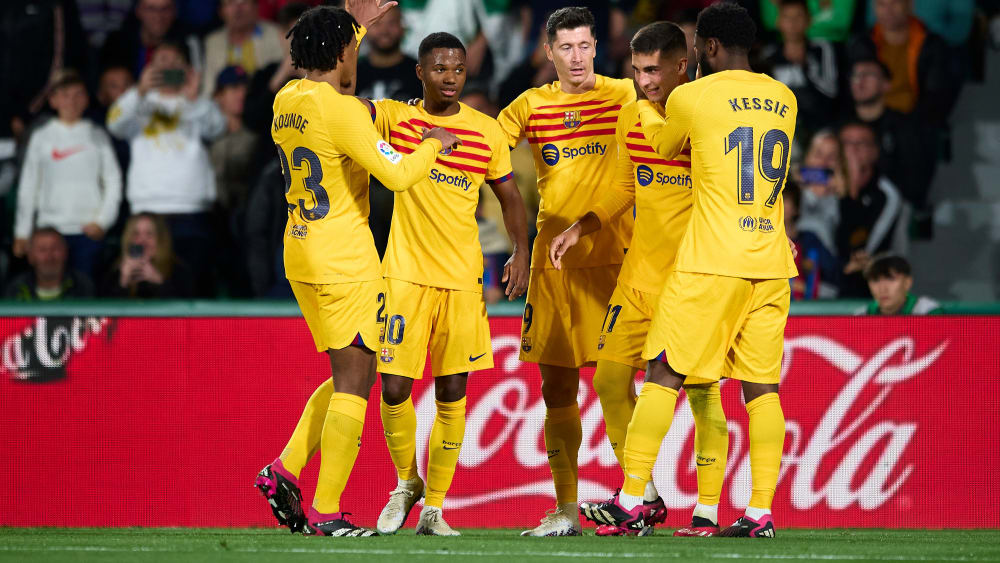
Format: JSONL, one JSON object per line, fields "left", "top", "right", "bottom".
{"left": 254, "top": 460, "right": 305, "bottom": 533}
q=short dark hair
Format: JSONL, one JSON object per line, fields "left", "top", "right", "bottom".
{"left": 546, "top": 7, "right": 596, "bottom": 43}
{"left": 155, "top": 40, "right": 191, "bottom": 65}
{"left": 418, "top": 32, "right": 466, "bottom": 62}
{"left": 779, "top": 0, "right": 809, "bottom": 12}
{"left": 630, "top": 21, "right": 688, "bottom": 58}
{"left": 696, "top": 2, "right": 756, "bottom": 53}
{"left": 50, "top": 69, "right": 86, "bottom": 92}
{"left": 852, "top": 57, "right": 891, "bottom": 80}
{"left": 864, "top": 254, "right": 912, "bottom": 281}
{"left": 839, "top": 119, "right": 876, "bottom": 140}
{"left": 30, "top": 227, "right": 64, "bottom": 243}
{"left": 288, "top": 6, "right": 359, "bottom": 71}
{"left": 277, "top": 1, "right": 310, "bottom": 28}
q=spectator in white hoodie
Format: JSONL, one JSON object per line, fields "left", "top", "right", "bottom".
{"left": 107, "top": 41, "right": 226, "bottom": 296}
{"left": 13, "top": 70, "right": 123, "bottom": 279}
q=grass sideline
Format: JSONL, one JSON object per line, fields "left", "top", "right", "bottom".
{"left": 1, "top": 528, "right": 998, "bottom": 562}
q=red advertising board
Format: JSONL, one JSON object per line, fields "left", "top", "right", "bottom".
{"left": 0, "top": 315, "right": 997, "bottom": 528}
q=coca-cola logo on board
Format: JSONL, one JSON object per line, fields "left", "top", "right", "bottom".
{"left": 1, "top": 317, "right": 111, "bottom": 383}
{"left": 406, "top": 334, "right": 947, "bottom": 513}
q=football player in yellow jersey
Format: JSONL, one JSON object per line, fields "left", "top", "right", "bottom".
{"left": 255, "top": 3, "right": 462, "bottom": 538}
{"left": 583, "top": 3, "right": 798, "bottom": 538}
{"left": 496, "top": 7, "right": 636, "bottom": 537}
{"left": 369, "top": 32, "right": 530, "bottom": 537}
{"left": 549, "top": 22, "right": 729, "bottom": 538}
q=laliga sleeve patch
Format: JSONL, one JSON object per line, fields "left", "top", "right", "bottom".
{"left": 377, "top": 140, "right": 402, "bottom": 164}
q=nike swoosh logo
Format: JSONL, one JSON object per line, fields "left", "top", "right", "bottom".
{"left": 442, "top": 445, "right": 460, "bottom": 450}
{"left": 696, "top": 462, "right": 713, "bottom": 466}
{"left": 468, "top": 353, "right": 487, "bottom": 362}
{"left": 51, "top": 147, "right": 86, "bottom": 161}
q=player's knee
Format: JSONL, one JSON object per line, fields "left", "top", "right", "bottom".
{"left": 644, "top": 359, "right": 685, "bottom": 390}
{"left": 434, "top": 373, "right": 468, "bottom": 403}
{"left": 741, "top": 381, "right": 779, "bottom": 404}
{"left": 593, "top": 369, "right": 627, "bottom": 403}
{"left": 540, "top": 377, "right": 579, "bottom": 406}
{"left": 381, "top": 374, "right": 414, "bottom": 405}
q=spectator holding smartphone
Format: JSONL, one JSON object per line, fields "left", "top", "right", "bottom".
{"left": 794, "top": 129, "right": 846, "bottom": 253}
{"left": 101, "top": 212, "right": 194, "bottom": 298}
{"left": 13, "top": 70, "right": 122, "bottom": 280}
{"left": 107, "top": 41, "right": 225, "bottom": 297}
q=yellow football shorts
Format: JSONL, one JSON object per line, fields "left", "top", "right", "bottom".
{"left": 641, "top": 271, "right": 790, "bottom": 384}
{"left": 290, "top": 278, "right": 386, "bottom": 353}
{"left": 596, "top": 282, "right": 658, "bottom": 371}
{"left": 377, "top": 278, "right": 493, "bottom": 379}
{"left": 519, "top": 265, "right": 620, "bottom": 369}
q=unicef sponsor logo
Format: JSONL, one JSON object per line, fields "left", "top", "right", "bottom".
{"left": 738, "top": 216, "right": 776, "bottom": 233}
{"left": 739, "top": 215, "right": 758, "bottom": 232}
{"left": 541, "top": 144, "right": 560, "bottom": 166}
{"left": 636, "top": 165, "right": 654, "bottom": 186}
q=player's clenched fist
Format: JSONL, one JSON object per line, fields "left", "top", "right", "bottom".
{"left": 502, "top": 248, "right": 529, "bottom": 300}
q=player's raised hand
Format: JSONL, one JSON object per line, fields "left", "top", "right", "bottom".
{"left": 549, "top": 223, "right": 582, "bottom": 270}
{"left": 421, "top": 127, "right": 461, "bottom": 151}
{"left": 502, "top": 248, "right": 529, "bottom": 300}
{"left": 345, "top": 0, "right": 398, "bottom": 29}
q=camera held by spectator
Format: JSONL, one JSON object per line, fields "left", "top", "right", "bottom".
{"left": 102, "top": 213, "right": 194, "bottom": 298}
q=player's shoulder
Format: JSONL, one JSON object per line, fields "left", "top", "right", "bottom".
{"left": 458, "top": 103, "right": 508, "bottom": 145}
{"left": 596, "top": 75, "right": 638, "bottom": 100}
{"left": 617, "top": 99, "right": 641, "bottom": 123}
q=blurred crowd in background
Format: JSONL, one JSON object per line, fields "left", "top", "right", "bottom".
{"left": 1, "top": 0, "right": 997, "bottom": 304}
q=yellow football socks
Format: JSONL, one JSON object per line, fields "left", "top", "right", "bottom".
{"left": 425, "top": 397, "right": 467, "bottom": 508}
{"left": 746, "top": 392, "right": 785, "bottom": 510}
{"left": 623, "top": 383, "right": 678, "bottom": 497}
{"left": 686, "top": 382, "right": 728, "bottom": 507}
{"left": 312, "top": 392, "right": 367, "bottom": 514}
{"left": 592, "top": 361, "right": 638, "bottom": 477}
{"left": 279, "top": 378, "right": 333, "bottom": 478}
{"left": 380, "top": 397, "right": 419, "bottom": 481}
{"left": 544, "top": 404, "right": 582, "bottom": 505}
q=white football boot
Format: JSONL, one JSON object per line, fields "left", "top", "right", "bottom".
{"left": 415, "top": 506, "right": 461, "bottom": 536}
{"left": 520, "top": 503, "right": 583, "bottom": 536}
{"left": 376, "top": 477, "right": 424, "bottom": 535}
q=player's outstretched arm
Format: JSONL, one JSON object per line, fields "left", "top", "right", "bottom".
{"left": 637, "top": 96, "right": 690, "bottom": 160}
{"left": 488, "top": 177, "right": 530, "bottom": 300}
{"left": 548, "top": 212, "right": 601, "bottom": 270}
{"left": 337, "top": 100, "right": 456, "bottom": 191}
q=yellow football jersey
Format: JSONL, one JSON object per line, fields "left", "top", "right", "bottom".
{"left": 592, "top": 100, "right": 693, "bottom": 295}
{"left": 638, "top": 70, "right": 798, "bottom": 280}
{"left": 374, "top": 100, "right": 514, "bottom": 291}
{"left": 498, "top": 75, "right": 636, "bottom": 270}
{"left": 272, "top": 79, "right": 443, "bottom": 284}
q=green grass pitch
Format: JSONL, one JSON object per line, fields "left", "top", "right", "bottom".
{"left": 1, "top": 528, "right": 999, "bottom": 562}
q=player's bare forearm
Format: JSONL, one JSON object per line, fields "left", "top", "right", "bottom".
{"left": 575, "top": 212, "right": 602, "bottom": 237}
{"left": 548, "top": 212, "right": 600, "bottom": 270}
{"left": 490, "top": 178, "right": 530, "bottom": 299}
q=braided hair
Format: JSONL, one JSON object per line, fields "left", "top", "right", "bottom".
{"left": 287, "top": 6, "right": 359, "bottom": 72}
